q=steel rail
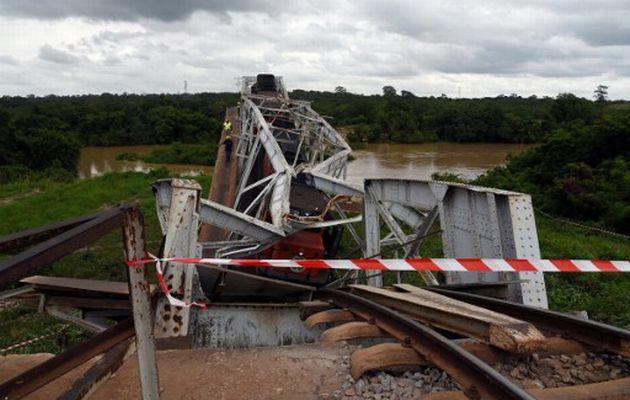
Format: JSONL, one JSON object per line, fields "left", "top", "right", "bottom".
{"left": 319, "top": 289, "right": 535, "bottom": 400}
{"left": 428, "top": 288, "right": 630, "bottom": 357}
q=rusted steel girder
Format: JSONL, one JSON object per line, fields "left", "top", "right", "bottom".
{"left": 57, "top": 339, "right": 132, "bottom": 400}
{"left": 320, "top": 289, "right": 535, "bottom": 400}
{"left": 0, "top": 319, "right": 134, "bottom": 400}
{"left": 428, "top": 288, "right": 630, "bottom": 357}
{"left": 0, "top": 211, "right": 102, "bottom": 253}
{"left": 0, "top": 205, "right": 131, "bottom": 289}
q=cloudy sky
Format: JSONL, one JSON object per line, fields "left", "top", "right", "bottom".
{"left": 1, "top": 0, "right": 629, "bottom": 98}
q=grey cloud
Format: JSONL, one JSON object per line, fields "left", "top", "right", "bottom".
{"left": 0, "top": 54, "right": 19, "bottom": 65}
{"left": 0, "top": 0, "right": 288, "bottom": 21}
{"left": 1, "top": 1, "right": 630, "bottom": 97}
{"left": 38, "top": 44, "right": 80, "bottom": 64}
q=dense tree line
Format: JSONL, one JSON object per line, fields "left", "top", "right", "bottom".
{"left": 475, "top": 110, "right": 630, "bottom": 234}
{"left": 0, "top": 89, "right": 625, "bottom": 182}
{"left": 292, "top": 90, "right": 609, "bottom": 144}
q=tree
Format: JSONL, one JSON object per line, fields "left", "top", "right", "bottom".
{"left": 551, "top": 93, "right": 596, "bottom": 124}
{"left": 400, "top": 90, "right": 415, "bottom": 98}
{"left": 594, "top": 85, "right": 608, "bottom": 103}
{"left": 382, "top": 86, "right": 397, "bottom": 96}
{"left": 334, "top": 86, "right": 347, "bottom": 94}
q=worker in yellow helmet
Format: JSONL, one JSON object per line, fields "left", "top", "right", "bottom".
{"left": 222, "top": 120, "right": 233, "bottom": 162}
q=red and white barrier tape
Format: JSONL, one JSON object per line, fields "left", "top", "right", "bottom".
{"left": 126, "top": 255, "right": 207, "bottom": 310}
{"left": 127, "top": 257, "right": 630, "bottom": 273}
{"left": 126, "top": 256, "right": 629, "bottom": 310}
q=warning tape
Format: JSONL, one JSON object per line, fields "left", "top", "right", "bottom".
{"left": 125, "top": 256, "right": 629, "bottom": 310}
{"left": 127, "top": 257, "right": 630, "bottom": 273}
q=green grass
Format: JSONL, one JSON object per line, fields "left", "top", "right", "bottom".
{"left": 0, "top": 303, "right": 90, "bottom": 355}
{"left": 536, "top": 212, "right": 630, "bottom": 328}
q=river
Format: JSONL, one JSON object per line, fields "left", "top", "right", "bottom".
{"left": 78, "top": 142, "right": 532, "bottom": 182}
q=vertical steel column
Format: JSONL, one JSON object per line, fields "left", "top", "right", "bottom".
{"left": 363, "top": 182, "right": 382, "bottom": 287}
{"left": 155, "top": 179, "right": 201, "bottom": 338}
{"left": 122, "top": 207, "right": 159, "bottom": 400}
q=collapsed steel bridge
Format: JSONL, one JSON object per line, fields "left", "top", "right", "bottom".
{"left": 1, "top": 74, "right": 628, "bottom": 400}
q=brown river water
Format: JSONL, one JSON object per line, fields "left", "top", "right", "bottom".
{"left": 78, "top": 142, "right": 532, "bottom": 182}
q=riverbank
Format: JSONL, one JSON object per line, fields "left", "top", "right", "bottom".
{"left": 0, "top": 171, "right": 628, "bottom": 355}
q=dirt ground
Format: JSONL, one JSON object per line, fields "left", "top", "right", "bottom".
{"left": 90, "top": 344, "right": 352, "bottom": 400}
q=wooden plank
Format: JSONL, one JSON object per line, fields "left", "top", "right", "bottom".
{"left": 321, "top": 321, "right": 384, "bottom": 344}
{"left": 422, "top": 377, "right": 630, "bottom": 400}
{"left": 350, "top": 343, "right": 423, "bottom": 379}
{"left": 298, "top": 300, "right": 334, "bottom": 321}
{"left": 0, "top": 319, "right": 134, "bottom": 400}
{"left": 350, "top": 336, "right": 593, "bottom": 381}
{"left": 56, "top": 339, "right": 132, "bottom": 400}
{"left": 304, "top": 309, "right": 356, "bottom": 329}
{"left": 351, "top": 284, "right": 546, "bottom": 353}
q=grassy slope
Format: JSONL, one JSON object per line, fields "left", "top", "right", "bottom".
{"left": 0, "top": 171, "right": 628, "bottom": 354}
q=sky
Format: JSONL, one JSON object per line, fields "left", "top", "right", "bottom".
{"left": 1, "top": 0, "right": 629, "bottom": 98}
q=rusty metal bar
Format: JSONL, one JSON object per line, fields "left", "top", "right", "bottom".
{"left": 429, "top": 288, "right": 630, "bottom": 357}
{"left": 0, "top": 206, "right": 130, "bottom": 289}
{"left": 320, "top": 289, "right": 535, "bottom": 400}
{"left": 0, "top": 318, "right": 134, "bottom": 400}
{"left": 0, "top": 211, "right": 101, "bottom": 253}
{"left": 122, "top": 207, "right": 160, "bottom": 400}
{"left": 56, "top": 339, "right": 132, "bottom": 400}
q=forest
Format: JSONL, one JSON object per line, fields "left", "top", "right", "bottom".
{"left": 0, "top": 89, "right": 627, "bottom": 234}
{"left": 0, "top": 89, "right": 615, "bottom": 178}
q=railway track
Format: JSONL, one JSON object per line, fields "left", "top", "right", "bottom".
{"left": 302, "top": 286, "right": 630, "bottom": 400}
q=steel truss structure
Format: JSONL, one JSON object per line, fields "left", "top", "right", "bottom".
{"left": 362, "top": 179, "right": 548, "bottom": 308}
{"left": 151, "top": 76, "right": 548, "bottom": 327}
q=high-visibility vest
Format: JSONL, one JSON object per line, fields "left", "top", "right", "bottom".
{"left": 223, "top": 121, "right": 232, "bottom": 131}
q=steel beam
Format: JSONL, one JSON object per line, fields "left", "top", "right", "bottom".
{"left": 155, "top": 179, "right": 200, "bottom": 339}
{"left": 45, "top": 304, "right": 108, "bottom": 333}
{"left": 0, "top": 206, "right": 128, "bottom": 289}
{"left": 0, "top": 211, "right": 101, "bottom": 253}
{"left": 199, "top": 198, "right": 285, "bottom": 242}
{"left": 122, "top": 207, "right": 160, "bottom": 400}
{"left": 57, "top": 339, "right": 132, "bottom": 400}
{"left": 0, "top": 319, "right": 134, "bottom": 400}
